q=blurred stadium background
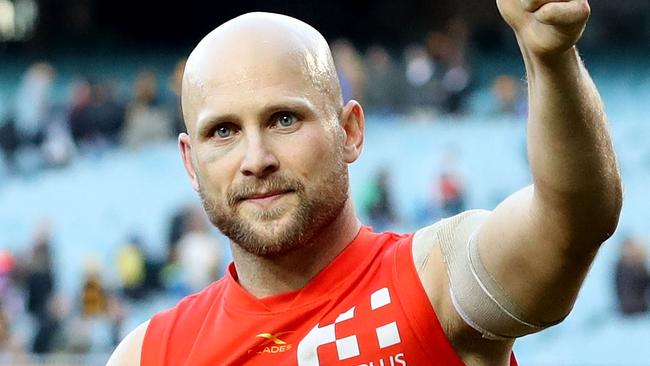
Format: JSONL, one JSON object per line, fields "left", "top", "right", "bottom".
{"left": 0, "top": 0, "right": 648, "bottom": 365}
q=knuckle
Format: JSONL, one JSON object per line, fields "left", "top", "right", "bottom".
{"left": 579, "top": 1, "right": 591, "bottom": 18}
{"left": 569, "top": 1, "right": 590, "bottom": 23}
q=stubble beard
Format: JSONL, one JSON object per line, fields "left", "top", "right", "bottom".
{"left": 198, "top": 157, "right": 349, "bottom": 258}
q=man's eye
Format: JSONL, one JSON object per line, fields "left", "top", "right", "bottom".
{"left": 275, "top": 113, "right": 297, "bottom": 127}
{"left": 214, "top": 124, "right": 235, "bottom": 138}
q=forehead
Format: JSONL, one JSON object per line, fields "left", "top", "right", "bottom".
{"left": 192, "top": 47, "right": 319, "bottom": 96}
{"left": 182, "top": 33, "right": 332, "bottom": 130}
{"left": 186, "top": 59, "right": 326, "bottom": 133}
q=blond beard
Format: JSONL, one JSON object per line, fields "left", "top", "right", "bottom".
{"left": 198, "top": 156, "right": 349, "bottom": 257}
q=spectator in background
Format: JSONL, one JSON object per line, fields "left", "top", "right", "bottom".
{"left": 4, "top": 73, "right": 74, "bottom": 171}
{"left": 68, "top": 77, "right": 94, "bottom": 145}
{"left": 167, "top": 205, "right": 192, "bottom": 255}
{"left": 438, "top": 172, "right": 466, "bottom": 217}
{"left": 13, "top": 62, "right": 55, "bottom": 151}
{"left": 363, "top": 45, "right": 404, "bottom": 114}
{"left": 116, "top": 236, "right": 146, "bottom": 301}
{"left": 0, "top": 301, "right": 28, "bottom": 360}
{"left": 63, "top": 260, "right": 114, "bottom": 354}
{"left": 0, "top": 251, "right": 23, "bottom": 355}
{"left": 435, "top": 152, "right": 466, "bottom": 217}
{"left": 122, "top": 70, "right": 173, "bottom": 149}
{"left": 403, "top": 43, "right": 438, "bottom": 116}
{"left": 615, "top": 236, "right": 649, "bottom": 315}
{"left": 8, "top": 64, "right": 74, "bottom": 170}
{"left": 162, "top": 205, "right": 193, "bottom": 296}
{"left": 427, "top": 18, "right": 472, "bottom": 115}
{"left": 331, "top": 39, "right": 367, "bottom": 103}
{"left": 40, "top": 105, "right": 76, "bottom": 169}
{"left": 0, "top": 250, "right": 22, "bottom": 318}
{"left": 175, "top": 206, "right": 223, "bottom": 294}
{"left": 168, "top": 59, "right": 187, "bottom": 135}
{"left": 106, "top": 295, "right": 125, "bottom": 348}
{"left": 90, "top": 80, "right": 126, "bottom": 146}
{"left": 25, "top": 224, "right": 55, "bottom": 321}
{"left": 0, "top": 304, "right": 9, "bottom": 349}
{"left": 492, "top": 74, "right": 527, "bottom": 117}
{"left": 165, "top": 205, "right": 198, "bottom": 274}
{"left": 31, "top": 294, "right": 66, "bottom": 354}
{"left": 0, "top": 115, "right": 18, "bottom": 172}
{"left": 80, "top": 266, "right": 107, "bottom": 318}
{"left": 362, "top": 169, "right": 397, "bottom": 231}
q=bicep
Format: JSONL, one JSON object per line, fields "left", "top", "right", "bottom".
{"left": 107, "top": 320, "right": 149, "bottom": 366}
{"left": 478, "top": 185, "right": 598, "bottom": 324}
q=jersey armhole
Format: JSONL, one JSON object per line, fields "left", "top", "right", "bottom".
{"left": 391, "top": 234, "right": 466, "bottom": 366}
{"left": 141, "top": 310, "right": 174, "bottom": 365}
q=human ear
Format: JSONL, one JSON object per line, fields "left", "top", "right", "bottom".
{"left": 178, "top": 133, "right": 200, "bottom": 191}
{"left": 339, "top": 100, "right": 365, "bottom": 163}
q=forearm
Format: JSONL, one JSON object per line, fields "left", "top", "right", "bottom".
{"left": 523, "top": 45, "right": 622, "bottom": 241}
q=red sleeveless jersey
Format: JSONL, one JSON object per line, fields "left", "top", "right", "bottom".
{"left": 142, "top": 227, "right": 518, "bottom": 365}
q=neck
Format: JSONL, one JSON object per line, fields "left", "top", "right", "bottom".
{"left": 230, "top": 198, "right": 361, "bottom": 298}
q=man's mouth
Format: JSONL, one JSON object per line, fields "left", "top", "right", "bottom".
{"left": 240, "top": 189, "right": 295, "bottom": 205}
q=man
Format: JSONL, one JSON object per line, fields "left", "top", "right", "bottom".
{"left": 109, "top": 0, "right": 622, "bottom": 364}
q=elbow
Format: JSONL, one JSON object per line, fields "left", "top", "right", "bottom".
{"left": 536, "top": 174, "right": 623, "bottom": 248}
{"left": 599, "top": 178, "right": 623, "bottom": 244}
{"left": 584, "top": 172, "right": 623, "bottom": 246}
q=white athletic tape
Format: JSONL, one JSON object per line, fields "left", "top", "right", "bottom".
{"left": 414, "top": 210, "right": 565, "bottom": 340}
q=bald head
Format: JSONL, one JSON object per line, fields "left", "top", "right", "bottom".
{"left": 181, "top": 12, "right": 343, "bottom": 134}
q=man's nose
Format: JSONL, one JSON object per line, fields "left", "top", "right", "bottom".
{"left": 239, "top": 133, "right": 280, "bottom": 178}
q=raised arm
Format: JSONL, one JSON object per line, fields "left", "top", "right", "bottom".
{"left": 414, "top": 1, "right": 622, "bottom": 363}
{"left": 478, "top": 0, "right": 622, "bottom": 324}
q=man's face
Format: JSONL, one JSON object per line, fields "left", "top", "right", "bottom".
{"left": 185, "top": 57, "right": 350, "bottom": 257}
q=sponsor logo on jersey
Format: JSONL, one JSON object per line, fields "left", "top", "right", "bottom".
{"left": 248, "top": 332, "right": 294, "bottom": 354}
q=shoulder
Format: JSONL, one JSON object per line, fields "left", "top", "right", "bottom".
{"left": 109, "top": 280, "right": 228, "bottom": 365}
{"left": 107, "top": 320, "right": 150, "bottom": 366}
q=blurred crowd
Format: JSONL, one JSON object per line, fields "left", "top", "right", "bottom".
{"left": 361, "top": 156, "right": 467, "bottom": 232}
{"left": 0, "top": 205, "right": 225, "bottom": 359}
{"left": 0, "top": 18, "right": 530, "bottom": 177}
{"left": 0, "top": 58, "right": 187, "bottom": 175}
{"left": 331, "top": 18, "right": 527, "bottom": 119}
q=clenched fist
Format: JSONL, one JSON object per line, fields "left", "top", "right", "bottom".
{"left": 497, "top": 0, "right": 590, "bottom": 57}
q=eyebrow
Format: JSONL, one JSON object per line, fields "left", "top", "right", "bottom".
{"left": 196, "top": 112, "right": 239, "bottom": 138}
{"left": 196, "top": 97, "right": 318, "bottom": 137}
{"left": 261, "top": 98, "right": 318, "bottom": 116}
